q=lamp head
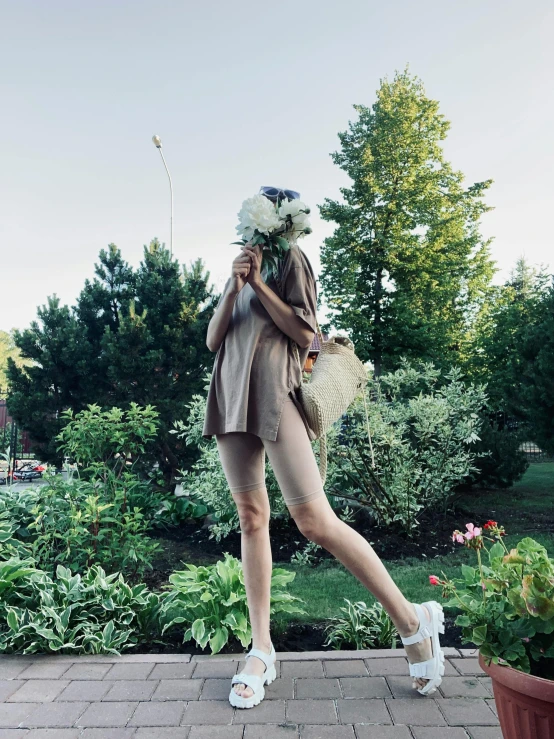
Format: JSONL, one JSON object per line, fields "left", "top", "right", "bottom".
{"left": 152, "top": 135, "right": 162, "bottom": 148}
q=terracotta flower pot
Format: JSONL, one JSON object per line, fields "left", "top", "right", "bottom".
{"left": 479, "top": 652, "right": 554, "bottom": 739}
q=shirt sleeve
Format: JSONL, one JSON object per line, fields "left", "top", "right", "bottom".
{"left": 281, "top": 249, "right": 318, "bottom": 335}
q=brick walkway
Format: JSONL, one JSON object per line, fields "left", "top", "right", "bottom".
{"left": 0, "top": 647, "right": 501, "bottom": 738}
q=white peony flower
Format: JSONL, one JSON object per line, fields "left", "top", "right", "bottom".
{"left": 236, "top": 194, "right": 281, "bottom": 239}
{"left": 278, "top": 199, "right": 311, "bottom": 236}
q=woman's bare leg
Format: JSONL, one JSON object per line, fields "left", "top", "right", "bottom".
{"left": 289, "top": 495, "right": 433, "bottom": 690}
{"left": 231, "top": 488, "right": 273, "bottom": 698}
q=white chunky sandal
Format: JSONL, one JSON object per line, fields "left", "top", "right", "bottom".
{"left": 400, "top": 601, "right": 445, "bottom": 696}
{"left": 229, "top": 642, "right": 277, "bottom": 709}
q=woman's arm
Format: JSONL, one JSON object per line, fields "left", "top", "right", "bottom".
{"left": 206, "top": 279, "right": 239, "bottom": 353}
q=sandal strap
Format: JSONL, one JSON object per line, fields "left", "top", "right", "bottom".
{"left": 231, "top": 671, "right": 263, "bottom": 692}
{"left": 408, "top": 657, "right": 436, "bottom": 679}
{"left": 246, "top": 644, "right": 275, "bottom": 670}
{"left": 400, "top": 603, "right": 432, "bottom": 646}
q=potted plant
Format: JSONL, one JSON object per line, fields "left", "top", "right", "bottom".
{"left": 429, "top": 521, "right": 554, "bottom": 739}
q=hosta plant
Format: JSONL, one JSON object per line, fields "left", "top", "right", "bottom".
{"left": 0, "top": 560, "right": 163, "bottom": 655}
{"left": 430, "top": 521, "right": 554, "bottom": 680}
{"left": 160, "top": 552, "right": 306, "bottom": 653}
{"left": 323, "top": 598, "right": 399, "bottom": 650}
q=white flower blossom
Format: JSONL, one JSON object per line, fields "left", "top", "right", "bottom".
{"left": 278, "top": 199, "right": 311, "bottom": 237}
{"left": 236, "top": 194, "right": 281, "bottom": 240}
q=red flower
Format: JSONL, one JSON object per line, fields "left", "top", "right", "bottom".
{"left": 429, "top": 575, "right": 440, "bottom": 586}
{"left": 483, "top": 520, "right": 497, "bottom": 530}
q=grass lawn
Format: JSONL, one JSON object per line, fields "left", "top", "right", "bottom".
{"left": 273, "top": 462, "right": 554, "bottom": 631}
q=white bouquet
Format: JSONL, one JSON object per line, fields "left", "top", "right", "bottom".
{"left": 231, "top": 193, "right": 312, "bottom": 281}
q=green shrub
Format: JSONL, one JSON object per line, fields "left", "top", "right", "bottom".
{"left": 323, "top": 599, "right": 398, "bottom": 650}
{"left": 0, "top": 475, "right": 159, "bottom": 580}
{"left": 160, "top": 552, "right": 306, "bottom": 653}
{"left": 469, "top": 417, "right": 529, "bottom": 489}
{"left": 329, "top": 361, "right": 487, "bottom": 532}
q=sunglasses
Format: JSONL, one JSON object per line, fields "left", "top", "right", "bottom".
{"left": 260, "top": 186, "right": 301, "bottom": 201}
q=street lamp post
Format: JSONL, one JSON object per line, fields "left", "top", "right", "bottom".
{"left": 152, "top": 134, "right": 173, "bottom": 257}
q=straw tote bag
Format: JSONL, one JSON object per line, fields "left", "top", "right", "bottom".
{"left": 274, "top": 270, "right": 372, "bottom": 486}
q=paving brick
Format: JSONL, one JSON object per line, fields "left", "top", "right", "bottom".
{"left": 0, "top": 683, "right": 26, "bottom": 702}
{"left": 232, "top": 699, "right": 285, "bottom": 723}
{"left": 485, "top": 699, "right": 497, "bottom": 716}
{"left": 102, "top": 664, "right": 155, "bottom": 681}
{"left": 102, "top": 680, "right": 158, "bottom": 701}
{"left": 280, "top": 662, "right": 324, "bottom": 678}
{"left": 438, "top": 677, "right": 491, "bottom": 699}
{"left": 0, "top": 703, "right": 37, "bottom": 728}
{"left": 353, "top": 728, "right": 412, "bottom": 739}
{"left": 449, "top": 659, "right": 485, "bottom": 676}
{"left": 151, "top": 679, "right": 203, "bottom": 702}
{"left": 411, "top": 729, "right": 469, "bottom": 738}
{"left": 336, "top": 698, "right": 391, "bottom": 725}
{"left": 264, "top": 678, "right": 295, "bottom": 700}
{"left": 435, "top": 698, "right": 497, "bottom": 726}
{"left": 128, "top": 701, "right": 186, "bottom": 727}
{"left": 181, "top": 699, "right": 234, "bottom": 725}
{"left": 466, "top": 729, "right": 503, "bottom": 739}
{"left": 135, "top": 728, "right": 191, "bottom": 739}
{"left": 17, "top": 664, "right": 71, "bottom": 680}
{"left": 26, "top": 731, "right": 82, "bottom": 738}
{"left": 286, "top": 699, "right": 337, "bottom": 724}
{"left": 80, "top": 731, "right": 136, "bottom": 739}
{"left": 191, "top": 662, "right": 239, "bottom": 679}
{"left": 0, "top": 730, "right": 29, "bottom": 739}
{"left": 385, "top": 676, "right": 423, "bottom": 698}
{"left": 243, "top": 727, "right": 298, "bottom": 739}
{"left": 385, "top": 698, "right": 446, "bottom": 726}
{"left": 364, "top": 659, "right": 408, "bottom": 676}
{"left": 23, "top": 702, "right": 88, "bottom": 728}
{"left": 190, "top": 728, "right": 244, "bottom": 739}
{"left": 323, "top": 660, "right": 368, "bottom": 677}
{"left": 148, "top": 664, "right": 195, "bottom": 680}
{"left": 76, "top": 702, "right": 138, "bottom": 728}
{"left": 459, "top": 649, "right": 479, "bottom": 657}
{"left": 7, "top": 681, "right": 70, "bottom": 703}
{"left": 0, "top": 662, "right": 31, "bottom": 681}
{"left": 340, "top": 677, "right": 391, "bottom": 699}
{"left": 295, "top": 679, "right": 341, "bottom": 699}
{"left": 79, "top": 729, "right": 135, "bottom": 739}
{"left": 300, "top": 726, "right": 355, "bottom": 738}
{"left": 57, "top": 680, "right": 114, "bottom": 702}
{"left": 57, "top": 664, "right": 111, "bottom": 681}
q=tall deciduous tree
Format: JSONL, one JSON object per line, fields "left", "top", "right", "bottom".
{"left": 7, "top": 240, "right": 220, "bottom": 484}
{"left": 318, "top": 68, "right": 496, "bottom": 376}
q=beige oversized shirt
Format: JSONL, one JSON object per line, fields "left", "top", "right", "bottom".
{"left": 202, "top": 243, "right": 318, "bottom": 442}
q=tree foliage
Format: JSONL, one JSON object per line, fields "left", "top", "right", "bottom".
{"left": 6, "top": 240, "right": 221, "bottom": 484}
{"left": 318, "top": 68, "right": 495, "bottom": 376}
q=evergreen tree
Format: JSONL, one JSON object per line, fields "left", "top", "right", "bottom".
{"left": 318, "top": 68, "right": 495, "bottom": 375}
{"left": 520, "top": 282, "right": 554, "bottom": 453}
{"left": 7, "top": 240, "right": 220, "bottom": 484}
{"left": 468, "top": 257, "right": 550, "bottom": 415}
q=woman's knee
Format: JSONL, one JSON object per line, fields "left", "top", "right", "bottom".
{"left": 232, "top": 490, "right": 270, "bottom": 534}
{"left": 289, "top": 501, "right": 337, "bottom": 544}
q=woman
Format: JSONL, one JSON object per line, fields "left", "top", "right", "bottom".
{"left": 202, "top": 186, "right": 444, "bottom": 709}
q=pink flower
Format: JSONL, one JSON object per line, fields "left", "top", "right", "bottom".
{"left": 429, "top": 575, "right": 440, "bottom": 586}
{"left": 523, "top": 637, "right": 530, "bottom": 643}
{"left": 464, "top": 523, "right": 481, "bottom": 540}
{"left": 452, "top": 531, "right": 465, "bottom": 544}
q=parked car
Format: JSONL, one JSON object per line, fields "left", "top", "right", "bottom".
{"left": 12, "top": 463, "right": 43, "bottom": 481}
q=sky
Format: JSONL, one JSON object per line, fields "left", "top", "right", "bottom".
{"left": 1, "top": 0, "right": 553, "bottom": 333}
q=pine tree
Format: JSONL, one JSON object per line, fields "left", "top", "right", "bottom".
{"left": 7, "top": 240, "right": 220, "bottom": 484}
{"left": 318, "top": 68, "right": 495, "bottom": 376}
